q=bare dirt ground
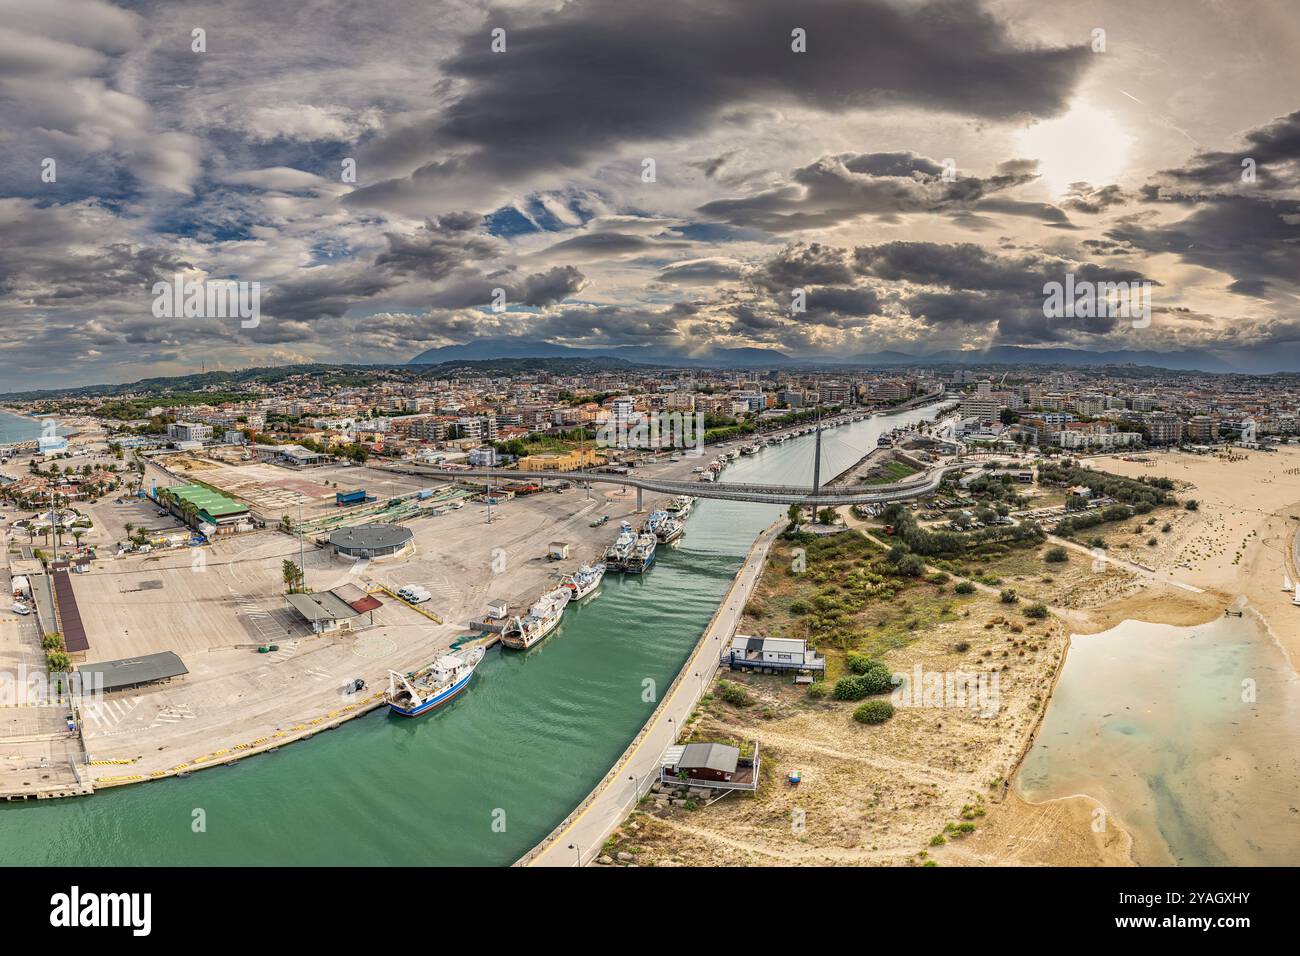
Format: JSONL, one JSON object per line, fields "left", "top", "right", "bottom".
{"left": 604, "top": 531, "right": 1079, "bottom": 867}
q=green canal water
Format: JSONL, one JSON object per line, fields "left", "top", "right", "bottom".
{"left": 0, "top": 405, "right": 938, "bottom": 865}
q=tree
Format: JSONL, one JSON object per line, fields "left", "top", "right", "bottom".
{"left": 787, "top": 503, "right": 801, "bottom": 524}
{"left": 817, "top": 507, "right": 837, "bottom": 525}
{"left": 282, "top": 559, "right": 305, "bottom": 594}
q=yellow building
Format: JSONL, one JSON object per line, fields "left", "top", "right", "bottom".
{"left": 517, "top": 448, "right": 601, "bottom": 471}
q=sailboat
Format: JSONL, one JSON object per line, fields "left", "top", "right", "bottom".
{"left": 1293, "top": 583, "right": 1300, "bottom": 607}
{"left": 1283, "top": 573, "right": 1294, "bottom": 592}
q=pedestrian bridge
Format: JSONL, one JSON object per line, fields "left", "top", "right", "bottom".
{"left": 391, "top": 461, "right": 1000, "bottom": 507}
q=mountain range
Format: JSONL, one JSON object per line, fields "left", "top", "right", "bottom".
{"left": 408, "top": 340, "right": 1296, "bottom": 374}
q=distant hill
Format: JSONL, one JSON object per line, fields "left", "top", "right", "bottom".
{"left": 408, "top": 339, "right": 798, "bottom": 368}
{"left": 408, "top": 339, "right": 1289, "bottom": 373}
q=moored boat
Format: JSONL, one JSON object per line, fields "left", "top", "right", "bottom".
{"left": 501, "top": 587, "right": 572, "bottom": 650}
{"left": 665, "top": 494, "right": 695, "bottom": 519}
{"left": 657, "top": 518, "right": 684, "bottom": 543}
{"left": 385, "top": 645, "right": 486, "bottom": 717}
{"left": 624, "top": 533, "right": 657, "bottom": 573}
{"left": 604, "top": 522, "right": 636, "bottom": 570}
{"left": 563, "top": 563, "right": 606, "bottom": 601}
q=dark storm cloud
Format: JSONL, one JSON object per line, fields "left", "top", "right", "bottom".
{"left": 1110, "top": 111, "right": 1300, "bottom": 298}
{"left": 373, "top": 216, "right": 505, "bottom": 280}
{"left": 754, "top": 242, "right": 855, "bottom": 290}
{"left": 355, "top": 0, "right": 1089, "bottom": 192}
{"left": 1061, "top": 183, "right": 1130, "bottom": 214}
{"left": 852, "top": 241, "right": 1150, "bottom": 292}
{"left": 696, "top": 152, "right": 1065, "bottom": 232}
{"left": 519, "top": 265, "right": 587, "bottom": 306}
{"left": 1151, "top": 109, "right": 1300, "bottom": 193}
{"left": 261, "top": 267, "right": 400, "bottom": 324}
{"left": 532, "top": 303, "right": 692, "bottom": 344}
{"left": 1107, "top": 195, "right": 1300, "bottom": 297}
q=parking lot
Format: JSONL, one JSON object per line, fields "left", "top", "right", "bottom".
{"left": 81, "top": 493, "right": 188, "bottom": 550}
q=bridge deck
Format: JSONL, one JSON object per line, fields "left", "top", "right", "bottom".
{"left": 385, "top": 460, "right": 996, "bottom": 507}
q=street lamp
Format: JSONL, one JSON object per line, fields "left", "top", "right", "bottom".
{"left": 567, "top": 842, "right": 582, "bottom": 866}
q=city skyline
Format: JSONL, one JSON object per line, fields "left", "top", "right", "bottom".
{"left": 4, "top": 0, "right": 1300, "bottom": 390}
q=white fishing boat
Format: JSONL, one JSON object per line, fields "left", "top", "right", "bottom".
{"left": 385, "top": 645, "right": 485, "bottom": 717}
{"left": 1284, "top": 574, "right": 1294, "bottom": 592}
{"left": 604, "top": 523, "right": 636, "bottom": 569}
{"left": 501, "top": 587, "right": 572, "bottom": 650}
{"left": 1294, "top": 583, "right": 1300, "bottom": 607}
{"left": 657, "top": 518, "right": 684, "bottom": 543}
{"left": 562, "top": 563, "right": 606, "bottom": 601}
{"left": 665, "top": 494, "right": 695, "bottom": 519}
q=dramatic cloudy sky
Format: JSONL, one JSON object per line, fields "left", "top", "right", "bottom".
{"left": 3, "top": 0, "right": 1299, "bottom": 388}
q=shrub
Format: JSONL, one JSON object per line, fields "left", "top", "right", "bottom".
{"left": 853, "top": 700, "right": 895, "bottom": 724}
{"left": 45, "top": 650, "right": 71, "bottom": 672}
{"left": 806, "top": 681, "right": 829, "bottom": 699}
{"left": 1161, "top": 523, "right": 1172, "bottom": 533}
{"left": 1000, "top": 589, "right": 1018, "bottom": 604}
{"left": 1043, "top": 546, "right": 1068, "bottom": 563}
{"left": 1023, "top": 602, "right": 1049, "bottom": 620}
{"left": 1185, "top": 500, "right": 1199, "bottom": 511}
{"left": 717, "top": 681, "right": 751, "bottom": 706}
{"left": 954, "top": 581, "right": 976, "bottom": 595}
{"left": 845, "top": 652, "right": 876, "bottom": 675}
{"left": 789, "top": 600, "right": 809, "bottom": 615}
{"left": 41, "top": 633, "right": 64, "bottom": 651}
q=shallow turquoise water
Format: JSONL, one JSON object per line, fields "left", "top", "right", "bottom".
{"left": 0, "top": 405, "right": 938, "bottom": 865}
{"left": 1016, "top": 615, "right": 1300, "bottom": 865}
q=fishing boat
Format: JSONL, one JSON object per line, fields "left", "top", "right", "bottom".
{"left": 1283, "top": 574, "right": 1294, "bottom": 592}
{"left": 1294, "top": 583, "right": 1300, "bottom": 607}
{"left": 562, "top": 563, "right": 606, "bottom": 601}
{"left": 656, "top": 518, "right": 684, "bottom": 543}
{"left": 642, "top": 509, "right": 670, "bottom": 536}
{"left": 624, "top": 533, "right": 657, "bottom": 573}
{"left": 500, "top": 587, "right": 572, "bottom": 650}
{"left": 604, "top": 522, "right": 636, "bottom": 570}
{"left": 385, "top": 645, "right": 485, "bottom": 717}
{"left": 665, "top": 494, "right": 695, "bottom": 519}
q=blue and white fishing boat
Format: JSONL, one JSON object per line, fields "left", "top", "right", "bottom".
{"left": 385, "top": 645, "right": 485, "bottom": 717}
{"left": 624, "top": 533, "right": 657, "bottom": 573}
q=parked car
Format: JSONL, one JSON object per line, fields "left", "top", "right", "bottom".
{"left": 11, "top": 603, "right": 30, "bottom": 616}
